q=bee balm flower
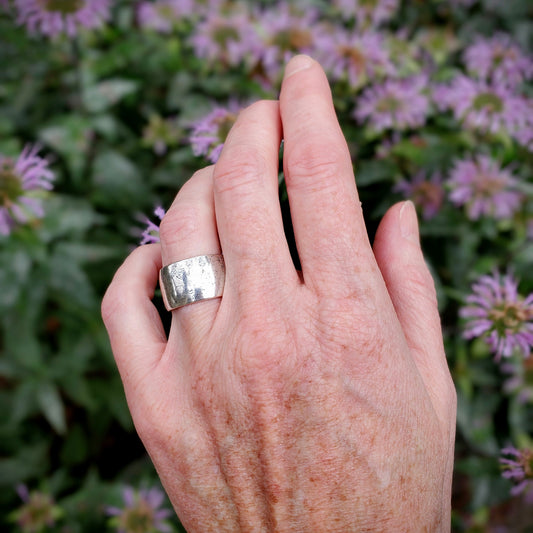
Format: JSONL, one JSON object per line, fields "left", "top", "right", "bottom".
{"left": 0, "top": 145, "right": 54, "bottom": 236}
{"left": 433, "top": 75, "right": 528, "bottom": 138}
{"left": 461, "top": 272, "right": 533, "bottom": 360}
{"left": 354, "top": 75, "right": 430, "bottom": 133}
{"left": 189, "top": 102, "right": 242, "bottom": 163}
{"left": 334, "top": 0, "right": 399, "bottom": 27}
{"left": 500, "top": 447, "right": 533, "bottom": 501}
{"left": 464, "top": 33, "right": 533, "bottom": 89}
{"left": 14, "top": 0, "right": 110, "bottom": 37}
{"left": 447, "top": 155, "right": 522, "bottom": 220}
{"left": 140, "top": 206, "right": 165, "bottom": 245}
{"left": 106, "top": 486, "right": 172, "bottom": 533}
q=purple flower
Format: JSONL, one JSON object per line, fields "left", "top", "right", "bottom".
{"left": 186, "top": 0, "right": 227, "bottom": 17}
{"left": 137, "top": 0, "right": 193, "bottom": 33}
{"left": 315, "top": 28, "right": 394, "bottom": 88}
{"left": 188, "top": 7, "right": 261, "bottom": 68}
{"left": 461, "top": 272, "right": 533, "bottom": 360}
{"left": 447, "top": 155, "right": 522, "bottom": 220}
{"left": 0, "top": 145, "right": 55, "bottom": 236}
{"left": 513, "top": 98, "right": 533, "bottom": 151}
{"left": 464, "top": 34, "right": 533, "bottom": 89}
{"left": 395, "top": 169, "right": 444, "bottom": 220}
{"left": 14, "top": 0, "right": 110, "bottom": 37}
{"left": 433, "top": 75, "right": 529, "bottom": 138}
{"left": 140, "top": 206, "right": 165, "bottom": 245}
{"left": 10, "top": 484, "right": 64, "bottom": 532}
{"left": 189, "top": 101, "right": 242, "bottom": 163}
{"left": 255, "top": 3, "right": 322, "bottom": 84}
{"left": 107, "top": 486, "right": 173, "bottom": 533}
{"left": 500, "top": 447, "right": 533, "bottom": 502}
{"left": 333, "top": 0, "right": 399, "bottom": 27}
{"left": 354, "top": 75, "right": 430, "bottom": 133}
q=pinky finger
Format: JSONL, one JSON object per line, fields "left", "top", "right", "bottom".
{"left": 102, "top": 244, "right": 167, "bottom": 390}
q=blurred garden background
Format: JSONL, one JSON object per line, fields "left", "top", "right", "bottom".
{"left": 0, "top": 0, "right": 532, "bottom": 531}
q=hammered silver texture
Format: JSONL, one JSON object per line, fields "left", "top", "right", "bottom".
{"left": 159, "top": 254, "right": 225, "bottom": 311}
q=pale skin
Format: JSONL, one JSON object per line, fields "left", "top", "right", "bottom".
{"left": 102, "top": 56, "right": 456, "bottom": 532}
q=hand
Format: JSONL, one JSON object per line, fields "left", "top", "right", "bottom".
{"left": 102, "top": 55, "right": 456, "bottom": 532}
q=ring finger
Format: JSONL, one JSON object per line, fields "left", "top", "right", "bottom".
{"left": 159, "top": 166, "right": 221, "bottom": 341}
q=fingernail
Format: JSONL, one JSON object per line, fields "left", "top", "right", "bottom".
{"left": 284, "top": 55, "right": 314, "bottom": 78}
{"left": 400, "top": 200, "right": 420, "bottom": 245}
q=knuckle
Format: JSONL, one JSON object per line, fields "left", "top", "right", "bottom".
{"left": 101, "top": 280, "right": 126, "bottom": 327}
{"left": 101, "top": 247, "right": 146, "bottom": 326}
{"left": 234, "top": 310, "right": 295, "bottom": 375}
{"left": 159, "top": 204, "right": 200, "bottom": 245}
{"left": 286, "top": 143, "right": 349, "bottom": 189}
{"left": 135, "top": 410, "right": 173, "bottom": 453}
{"left": 213, "top": 147, "right": 268, "bottom": 195}
{"left": 318, "top": 296, "right": 386, "bottom": 360}
{"left": 100, "top": 288, "right": 117, "bottom": 326}
{"left": 350, "top": 310, "right": 387, "bottom": 357}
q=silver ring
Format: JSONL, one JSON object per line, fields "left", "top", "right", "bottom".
{"left": 159, "top": 254, "right": 225, "bottom": 311}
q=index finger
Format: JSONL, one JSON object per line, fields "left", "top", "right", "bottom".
{"left": 101, "top": 244, "right": 167, "bottom": 390}
{"left": 280, "top": 55, "right": 380, "bottom": 298}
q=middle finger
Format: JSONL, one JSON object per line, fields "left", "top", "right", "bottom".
{"left": 280, "top": 55, "right": 381, "bottom": 299}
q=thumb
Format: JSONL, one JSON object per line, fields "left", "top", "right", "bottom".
{"left": 373, "top": 201, "right": 454, "bottom": 422}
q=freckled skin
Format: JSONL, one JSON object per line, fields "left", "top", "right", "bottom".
{"left": 126, "top": 285, "right": 453, "bottom": 532}
{"left": 103, "top": 57, "right": 456, "bottom": 532}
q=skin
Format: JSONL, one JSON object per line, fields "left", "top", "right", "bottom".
{"left": 102, "top": 56, "right": 456, "bottom": 532}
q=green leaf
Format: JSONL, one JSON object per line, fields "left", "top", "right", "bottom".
{"left": 0, "top": 442, "right": 50, "bottom": 488}
{"left": 36, "top": 382, "right": 67, "bottom": 435}
{"left": 91, "top": 150, "right": 148, "bottom": 208}
{"left": 0, "top": 248, "right": 33, "bottom": 310}
{"left": 167, "top": 71, "right": 194, "bottom": 110}
{"left": 3, "top": 305, "right": 44, "bottom": 372}
{"left": 91, "top": 378, "right": 133, "bottom": 431}
{"left": 48, "top": 246, "right": 96, "bottom": 311}
{"left": 82, "top": 78, "right": 138, "bottom": 113}
{"left": 39, "top": 195, "right": 102, "bottom": 241}
{"left": 355, "top": 160, "right": 396, "bottom": 187}
{"left": 39, "top": 115, "right": 93, "bottom": 179}
{"left": 11, "top": 381, "right": 39, "bottom": 423}
{"left": 55, "top": 242, "right": 123, "bottom": 264}
{"left": 62, "top": 376, "right": 96, "bottom": 412}
{"left": 456, "top": 389, "right": 500, "bottom": 455}
{"left": 90, "top": 114, "right": 121, "bottom": 140}
{"left": 60, "top": 424, "right": 89, "bottom": 465}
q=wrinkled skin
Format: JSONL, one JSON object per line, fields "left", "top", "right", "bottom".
{"left": 102, "top": 56, "right": 456, "bottom": 532}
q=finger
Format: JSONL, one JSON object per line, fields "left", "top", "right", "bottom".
{"left": 101, "top": 243, "right": 167, "bottom": 390}
{"left": 159, "top": 166, "right": 221, "bottom": 336}
{"left": 280, "top": 55, "right": 379, "bottom": 297}
{"left": 213, "top": 100, "right": 298, "bottom": 298}
{"left": 373, "top": 201, "right": 456, "bottom": 425}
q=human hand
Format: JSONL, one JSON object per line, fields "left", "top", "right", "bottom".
{"left": 102, "top": 55, "right": 456, "bottom": 532}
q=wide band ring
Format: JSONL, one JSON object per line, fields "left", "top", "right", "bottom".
{"left": 159, "top": 254, "right": 225, "bottom": 311}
